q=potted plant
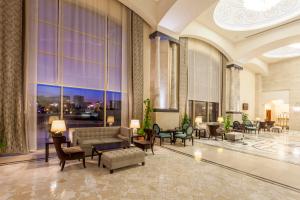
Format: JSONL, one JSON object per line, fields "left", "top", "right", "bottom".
{"left": 137, "top": 98, "right": 153, "bottom": 140}
{"left": 0, "top": 137, "right": 6, "bottom": 153}
{"left": 223, "top": 115, "right": 232, "bottom": 133}
{"left": 181, "top": 113, "right": 191, "bottom": 128}
{"left": 242, "top": 113, "right": 249, "bottom": 124}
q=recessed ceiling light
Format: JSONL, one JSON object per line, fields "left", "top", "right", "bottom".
{"left": 213, "top": 0, "right": 300, "bottom": 31}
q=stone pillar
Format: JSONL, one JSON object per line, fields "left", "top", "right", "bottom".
{"left": 226, "top": 63, "right": 243, "bottom": 121}
{"left": 170, "top": 42, "right": 178, "bottom": 109}
{"left": 153, "top": 36, "right": 161, "bottom": 108}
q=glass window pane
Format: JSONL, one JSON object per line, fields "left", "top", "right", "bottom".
{"left": 195, "top": 101, "right": 207, "bottom": 123}
{"left": 37, "top": 84, "right": 61, "bottom": 149}
{"left": 63, "top": 87, "right": 104, "bottom": 127}
{"left": 106, "top": 91, "right": 121, "bottom": 126}
{"left": 38, "top": 22, "right": 57, "bottom": 53}
{"left": 188, "top": 100, "right": 193, "bottom": 123}
{"left": 37, "top": 53, "right": 57, "bottom": 83}
{"left": 38, "top": 0, "right": 58, "bottom": 23}
{"left": 209, "top": 102, "right": 219, "bottom": 122}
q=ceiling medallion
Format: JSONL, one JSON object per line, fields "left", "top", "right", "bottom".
{"left": 213, "top": 0, "right": 300, "bottom": 31}
{"left": 263, "top": 43, "right": 300, "bottom": 58}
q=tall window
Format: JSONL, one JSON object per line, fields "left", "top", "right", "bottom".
{"left": 189, "top": 101, "right": 219, "bottom": 124}
{"left": 36, "top": 0, "right": 125, "bottom": 148}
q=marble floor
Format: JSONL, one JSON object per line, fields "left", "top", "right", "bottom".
{"left": 194, "top": 131, "right": 300, "bottom": 165}
{"left": 1, "top": 145, "right": 300, "bottom": 200}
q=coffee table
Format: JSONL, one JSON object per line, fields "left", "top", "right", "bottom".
{"left": 91, "top": 141, "right": 129, "bottom": 167}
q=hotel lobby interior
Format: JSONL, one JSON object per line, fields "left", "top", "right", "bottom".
{"left": 1, "top": 0, "right": 300, "bottom": 199}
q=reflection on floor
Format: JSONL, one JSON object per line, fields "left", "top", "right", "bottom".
{"left": 195, "top": 131, "right": 300, "bottom": 165}
{"left": 1, "top": 147, "right": 300, "bottom": 200}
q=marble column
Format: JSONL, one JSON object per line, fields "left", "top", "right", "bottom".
{"left": 153, "top": 36, "right": 161, "bottom": 108}
{"left": 170, "top": 42, "right": 178, "bottom": 109}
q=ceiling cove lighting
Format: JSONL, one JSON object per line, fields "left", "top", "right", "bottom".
{"left": 213, "top": 0, "right": 300, "bottom": 31}
{"left": 263, "top": 43, "right": 300, "bottom": 58}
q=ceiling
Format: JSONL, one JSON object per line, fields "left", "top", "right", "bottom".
{"left": 119, "top": 0, "right": 300, "bottom": 73}
{"left": 196, "top": 1, "right": 300, "bottom": 43}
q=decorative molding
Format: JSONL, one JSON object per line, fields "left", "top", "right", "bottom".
{"left": 149, "top": 31, "right": 180, "bottom": 44}
{"left": 153, "top": 109, "right": 179, "bottom": 113}
{"left": 226, "top": 63, "right": 243, "bottom": 70}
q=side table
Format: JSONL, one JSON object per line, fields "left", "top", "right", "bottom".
{"left": 45, "top": 140, "right": 71, "bottom": 162}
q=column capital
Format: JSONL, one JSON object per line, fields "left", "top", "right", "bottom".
{"left": 226, "top": 62, "right": 243, "bottom": 70}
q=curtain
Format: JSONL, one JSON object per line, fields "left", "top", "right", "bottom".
{"left": 179, "top": 38, "right": 189, "bottom": 118}
{"left": 187, "top": 38, "right": 222, "bottom": 103}
{"left": 131, "top": 12, "right": 144, "bottom": 121}
{"left": 25, "top": 0, "right": 132, "bottom": 150}
{"left": 0, "top": 0, "right": 28, "bottom": 153}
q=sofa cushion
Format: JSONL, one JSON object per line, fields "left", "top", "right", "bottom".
{"left": 81, "top": 139, "right": 102, "bottom": 145}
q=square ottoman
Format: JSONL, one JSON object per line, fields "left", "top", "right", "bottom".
{"left": 225, "top": 132, "right": 243, "bottom": 141}
{"left": 102, "top": 147, "right": 145, "bottom": 174}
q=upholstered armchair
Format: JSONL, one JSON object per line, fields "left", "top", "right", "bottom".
{"left": 245, "top": 120, "right": 260, "bottom": 134}
{"left": 52, "top": 136, "right": 86, "bottom": 171}
{"left": 174, "top": 126, "right": 194, "bottom": 147}
{"left": 153, "top": 124, "right": 172, "bottom": 146}
{"left": 232, "top": 121, "right": 245, "bottom": 132}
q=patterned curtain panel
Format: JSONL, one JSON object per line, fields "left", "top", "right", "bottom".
{"left": 132, "top": 12, "right": 144, "bottom": 121}
{"left": 0, "top": 0, "right": 28, "bottom": 153}
{"left": 179, "top": 38, "right": 189, "bottom": 120}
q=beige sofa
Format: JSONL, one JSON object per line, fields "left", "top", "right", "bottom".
{"left": 72, "top": 127, "right": 131, "bottom": 156}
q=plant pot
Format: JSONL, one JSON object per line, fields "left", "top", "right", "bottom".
{"left": 137, "top": 136, "right": 144, "bottom": 141}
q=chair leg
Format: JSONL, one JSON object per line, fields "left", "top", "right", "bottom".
{"left": 61, "top": 161, "right": 65, "bottom": 171}
{"left": 184, "top": 139, "right": 186, "bottom": 147}
{"left": 151, "top": 146, "right": 154, "bottom": 155}
{"left": 160, "top": 138, "right": 162, "bottom": 146}
{"left": 192, "top": 137, "right": 194, "bottom": 146}
{"left": 83, "top": 157, "right": 86, "bottom": 168}
{"left": 59, "top": 161, "right": 62, "bottom": 166}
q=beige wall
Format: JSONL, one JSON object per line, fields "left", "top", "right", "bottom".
{"left": 240, "top": 68, "right": 256, "bottom": 120}
{"left": 261, "top": 57, "right": 300, "bottom": 130}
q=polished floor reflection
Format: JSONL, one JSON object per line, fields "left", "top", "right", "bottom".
{"left": 194, "top": 131, "right": 300, "bottom": 165}
{"left": 1, "top": 146, "right": 300, "bottom": 200}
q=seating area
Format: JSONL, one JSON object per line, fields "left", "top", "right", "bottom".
{"left": 2, "top": 0, "right": 300, "bottom": 199}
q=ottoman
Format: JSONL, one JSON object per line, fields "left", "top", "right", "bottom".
{"left": 270, "top": 126, "right": 283, "bottom": 133}
{"left": 102, "top": 147, "right": 145, "bottom": 174}
{"left": 225, "top": 132, "right": 243, "bottom": 141}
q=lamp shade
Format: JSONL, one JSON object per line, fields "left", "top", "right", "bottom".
{"left": 107, "top": 116, "right": 115, "bottom": 124}
{"left": 217, "top": 117, "right": 224, "bottom": 123}
{"left": 255, "top": 117, "right": 261, "bottom": 121}
{"left": 51, "top": 120, "right": 66, "bottom": 133}
{"left": 48, "top": 116, "right": 59, "bottom": 125}
{"left": 195, "top": 116, "right": 203, "bottom": 123}
{"left": 130, "top": 119, "right": 140, "bottom": 129}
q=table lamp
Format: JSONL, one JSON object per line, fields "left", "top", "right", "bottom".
{"left": 107, "top": 116, "right": 115, "bottom": 126}
{"left": 217, "top": 117, "right": 224, "bottom": 124}
{"left": 51, "top": 120, "right": 66, "bottom": 136}
{"left": 130, "top": 119, "right": 140, "bottom": 135}
{"left": 195, "top": 116, "right": 203, "bottom": 128}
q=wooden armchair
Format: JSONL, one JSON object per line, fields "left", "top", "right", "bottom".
{"left": 174, "top": 126, "right": 194, "bottom": 146}
{"left": 153, "top": 124, "right": 172, "bottom": 146}
{"left": 133, "top": 129, "right": 156, "bottom": 155}
{"left": 232, "top": 121, "right": 245, "bottom": 132}
{"left": 52, "top": 136, "right": 86, "bottom": 171}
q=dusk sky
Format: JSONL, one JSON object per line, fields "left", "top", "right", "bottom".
{"left": 37, "top": 84, "right": 121, "bottom": 102}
